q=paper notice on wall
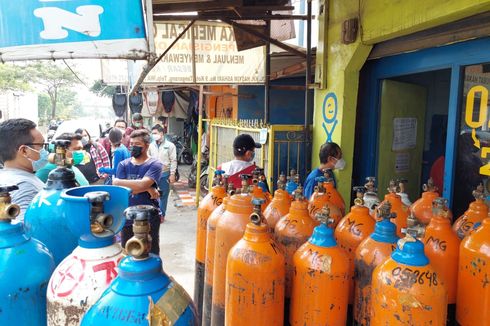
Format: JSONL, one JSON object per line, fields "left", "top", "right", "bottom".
{"left": 395, "top": 152, "right": 410, "bottom": 173}
{"left": 392, "top": 117, "right": 417, "bottom": 151}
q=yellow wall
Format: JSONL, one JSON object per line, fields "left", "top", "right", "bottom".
{"left": 313, "top": 0, "right": 490, "bottom": 207}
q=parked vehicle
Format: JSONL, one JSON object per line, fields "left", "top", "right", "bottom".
{"left": 167, "top": 134, "right": 193, "bottom": 165}
{"left": 188, "top": 146, "right": 209, "bottom": 195}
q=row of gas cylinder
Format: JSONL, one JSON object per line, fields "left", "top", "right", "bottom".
{"left": 194, "top": 170, "right": 490, "bottom": 326}
{"left": 0, "top": 140, "right": 198, "bottom": 326}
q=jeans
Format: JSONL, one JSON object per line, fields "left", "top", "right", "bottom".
{"left": 157, "top": 171, "right": 171, "bottom": 217}
{"left": 121, "top": 217, "right": 161, "bottom": 255}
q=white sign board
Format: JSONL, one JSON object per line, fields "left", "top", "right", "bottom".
{"left": 101, "top": 21, "right": 266, "bottom": 85}
{"left": 392, "top": 117, "right": 417, "bottom": 151}
{"left": 395, "top": 152, "right": 410, "bottom": 173}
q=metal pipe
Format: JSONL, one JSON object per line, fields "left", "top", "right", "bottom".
{"left": 153, "top": 14, "right": 309, "bottom": 21}
{"left": 303, "top": 0, "right": 312, "bottom": 172}
{"left": 264, "top": 16, "right": 271, "bottom": 123}
{"left": 195, "top": 85, "right": 205, "bottom": 206}
{"left": 130, "top": 20, "right": 196, "bottom": 95}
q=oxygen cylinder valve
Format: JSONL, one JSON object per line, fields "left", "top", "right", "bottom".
{"left": 315, "top": 176, "right": 327, "bottom": 193}
{"left": 399, "top": 223, "right": 425, "bottom": 249}
{"left": 423, "top": 178, "right": 438, "bottom": 193}
{"left": 240, "top": 174, "right": 252, "bottom": 194}
{"left": 353, "top": 186, "right": 366, "bottom": 206}
{"left": 377, "top": 201, "right": 396, "bottom": 221}
{"left": 0, "top": 185, "right": 20, "bottom": 221}
{"left": 214, "top": 170, "right": 225, "bottom": 187}
{"left": 124, "top": 205, "right": 159, "bottom": 260}
{"left": 315, "top": 206, "right": 335, "bottom": 227}
{"left": 277, "top": 173, "right": 287, "bottom": 190}
{"left": 387, "top": 179, "right": 398, "bottom": 194}
{"left": 250, "top": 198, "right": 266, "bottom": 225}
{"left": 406, "top": 213, "right": 425, "bottom": 237}
{"left": 396, "top": 179, "right": 408, "bottom": 194}
{"left": 472, "top": 183, "right": 485, "bottom": 201}
{"left": 84, "top": 191, "right": 113, "bottom": 234}
{"left": 432, "top": 197, "right": 449, "bottom": 218}
{"left": 293, "top": 186, "right": 305, "bottom": 201}
{"left": 49, "top": 139, "right": 73, "bottom": 167}
{"left": 365, "top": 177, "right": 377, "bottom": 193}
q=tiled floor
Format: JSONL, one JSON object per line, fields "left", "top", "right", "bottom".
{"left": 172, "top": 177, "right": 198, "bottom": 207}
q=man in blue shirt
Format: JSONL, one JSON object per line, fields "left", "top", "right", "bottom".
{"left": 113, "top": 129, "right": 163, "bottom": 255}
{"left": 303, "top": 142, "right": 345, "bottom": 199}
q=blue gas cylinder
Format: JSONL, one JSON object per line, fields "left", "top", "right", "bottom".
{"left": 82, "top": 205, "right": 198, "bottom": 325}
{"left": 47, "top": 186, "right": 131, "bottom": 326}
{"left": 0, "top": 185, "right": 55, "bottom": 325}
{"left": 24, "top": 141, "right": 79, "bottom": 265}
{"left": 285, "top": 169, "right": 299, "bottom": 195}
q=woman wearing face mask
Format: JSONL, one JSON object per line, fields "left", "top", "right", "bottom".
{"left": 75, "top": 128, "right": 110, "bottom": 184}
{"left": 303, "top": 142, "right": 345, "bottom": 200}
{"left": 35, "top": 133, "right": 89, "bottom": 186}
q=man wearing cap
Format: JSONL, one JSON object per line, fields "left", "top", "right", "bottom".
{"left": 217, "top": 134, "right": 262, "bottom": 189}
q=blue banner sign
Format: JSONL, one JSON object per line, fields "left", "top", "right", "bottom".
{"left": 0, "top": 0, "right": 148, "bottom": 61}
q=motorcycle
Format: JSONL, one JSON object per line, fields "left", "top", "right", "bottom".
{"left": 167, "top": 134, "right": 193, "bottom": 165}
{"left": 188, "top": 146, "right": 209, "bottom": 196}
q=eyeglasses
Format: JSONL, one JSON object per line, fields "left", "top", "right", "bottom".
{"left": 24, "top": 142, "right": 49, "bottom": 149}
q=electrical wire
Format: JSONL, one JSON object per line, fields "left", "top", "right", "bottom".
{"left": 62, "top": 59, "right": 90, "bottom": 89}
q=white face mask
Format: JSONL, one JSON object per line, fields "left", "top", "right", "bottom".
{"left": 153, "top": 134, "right": 162, "bottom": 142}
{"left": 334, "top": 158, "right": 346, "bottom": 170}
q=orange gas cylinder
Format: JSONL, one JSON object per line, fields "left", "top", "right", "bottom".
{"left": 225, "top": 198, "right": 285, "bottom": 326}
{"left": 375, "top": 180, "right": 409, "bottom": 238}
{"left": 202, "top": 194, "right": 230, "bottom": 326}
{"left": 290, "top": 207, "right": 350, "bottom": 326}
{"left": 308, "top": 177, "right": 342, "bottom": 227}
{"left": 371, "top": 227, "right": 448, "bottom": 325}
{"left": 274, "top": 187, "right": 318, "bottom": 308}
{"left": 323, "top": 175, "right": 346, "bottom": 215}
{"left": 423, "top": 198, "right": 460, "bottom": 308}
{"left": 252, "top": 169, "right": 271, "bottom": 210}
{"left": 456, "top": 217, "right": 490, "bottom": 325}
{"left": 211, "top": 176, "right": 255, "bottom": 326}
{"left": 410, "top": 178, "right": 440, "bottom": 225}
{"left": 335, "top": 187, "right": 376, "bottom": 304}
{"left": 263, "top": 173, "right": 292, "bottom": 231}
{"left": 452, "top": 183, "right": 488, "bottom": 239}
{"left": 195, "top": 170, "right": 227, "bottom": 318}
{"left": 353, "top": 201, "right": 399, "bottom": 326}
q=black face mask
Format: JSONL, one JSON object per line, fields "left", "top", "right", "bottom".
{"left": 130, "top": 146, "right": 144, "bottom": 158}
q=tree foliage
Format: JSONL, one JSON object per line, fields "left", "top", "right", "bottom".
{"left": 90, "top": 79, "right": 117, "bottom": 97}
{"left": 0, "top": 64, "right": 32, "bottom": 91}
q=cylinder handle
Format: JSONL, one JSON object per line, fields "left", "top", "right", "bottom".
{"left": 353, "top": 186, "right": 366, "bottom": 206}
{"left": 377, "top": 201, "right": 396, "bottom": 221}
{"left": 472, "top": 183, "right": 486, "bottom": 201}
{"left": 422, "top": 177, "right": 438, "bottom": 192}
{"left": 364, "top": 177, "right": 377, "bottom": 193}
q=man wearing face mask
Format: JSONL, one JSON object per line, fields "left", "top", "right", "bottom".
{"left": 217, "top": 134, "right": 262, "bottom": 190}
{"left": 303, "top": 142, "right": 345, "bottom": 200}
{"left": 0, "top": 118, "right": 47, "bottom": 222}
{"left": 35, "top": 133, "right": 89, "bottom": 186}
{"left": 148, "top": 124, "right": 177, "bottom": 223}
{"left": 75, "top": 128, "right": 110, "bottom": 184}
{"left": 113, "top": 129, "right": 163, "bottom": 255}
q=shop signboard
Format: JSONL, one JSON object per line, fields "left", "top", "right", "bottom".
{"left": 0, "top": 0, "right": 148, "bottom": 61}
{"left": 102, "top": 21, "right": 266, "bottom": 85}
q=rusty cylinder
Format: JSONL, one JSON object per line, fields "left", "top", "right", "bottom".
{"left": 263, "top": 173, "right": 292, "bottom": 231}
{"left": 353, "top": 201, "right": 399, "bottom": 326}
{"left": 290, "top": 207, "right": 350, "bottom": 326}
{"left": 274, "top": 186, "right": 318, "bottom": 315}
{"left": 195, "top": 170, "right": 227, "bottom": 320}
{"left": 201, "top": 196, "right": 229, "bottom": 326}
{"left": 335, "top": 187, "right": 375, "bottom": 305}
{"left": 210, "top": 175, "right": 255, "bottom": 326}
{"left": 225, "top": 198, "right": 285, "bottom": 326}
{"left": 456, "top": 217, "right": 490, "bottom": 326}
{"left": 370, "top": 227, "right": 448, "bottom": 325}
{"left": 452, "top": 183, "right": 488, "bottom": 239}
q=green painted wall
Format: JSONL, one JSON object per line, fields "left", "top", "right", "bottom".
{"left": 312, "top": 0, "right": 490, "bottom": 208}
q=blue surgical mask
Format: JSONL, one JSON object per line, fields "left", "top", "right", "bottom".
{"left": 26, "top": 147, "right": 49, "bottom": 171}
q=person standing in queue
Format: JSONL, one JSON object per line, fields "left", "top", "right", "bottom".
{"left": 98, "top": 128, "right": 131, "bottom": 185}
{"left": 112, "top": 129, "right": 163, "bottom": 255}
{"left": 217, "top": 134, "right": 262, "bottom": 190}
{"left": 0, "top": 118, "right": 47, "bottom": 222}
{"left": 303, "top": 142, "right": 345, "bottom": 200}
{"left": 148, "top": 125, "right": 177, "bottom": 223}
{"left": 36, "top": 132, "right": 89, "bottom": 186}
{"left": 75, "top": 128, "right": 110, "bottom": 184}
